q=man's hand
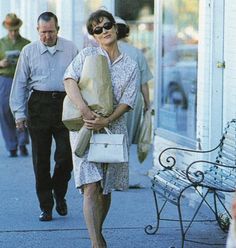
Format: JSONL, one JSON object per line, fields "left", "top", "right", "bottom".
{"left": 0, "top": 58, "right": 9, "bottom": 68}
{"left": 16, "top": 118, "right": 27, "bottom": 132}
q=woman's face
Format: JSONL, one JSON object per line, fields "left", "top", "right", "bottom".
{"left": 92, "top": 17, "right": 117, "bottom": 47}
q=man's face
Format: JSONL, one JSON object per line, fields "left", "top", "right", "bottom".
{"left": 8, "top": 29, "right": 19, "bottom": 41}
{"left": 37, "top": 18, "right": 59, "bottom": 47}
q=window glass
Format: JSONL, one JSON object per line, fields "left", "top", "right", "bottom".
{"left": 158, "top": 0, "right": 199, "bottom": 140}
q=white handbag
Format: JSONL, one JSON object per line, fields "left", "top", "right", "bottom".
{"left": 87, "top": 128, "right": 128, "bottom": 163}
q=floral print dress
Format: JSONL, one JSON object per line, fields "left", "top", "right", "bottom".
{"left": 64, "top": 46, "right": 138, "bottom": 194}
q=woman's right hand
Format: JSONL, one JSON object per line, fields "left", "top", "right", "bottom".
{"left": 80, "top": 104, "right": 96, "bottom": 120}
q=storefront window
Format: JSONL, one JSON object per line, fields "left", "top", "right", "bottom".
{"left": 158, "top": 0, "right": 199, "bottom": 140}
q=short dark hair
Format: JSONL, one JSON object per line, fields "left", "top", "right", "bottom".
{"left": 37, "top": 12, "right": 58, "bottom": 27}
{"left": 117, "top": 24, "right": 130, "bottom": 40}
{"left": 86, "top": 9, "right": 115, "bottom": 35}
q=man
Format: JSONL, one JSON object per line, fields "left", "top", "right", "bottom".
{"left": 10, "top": 12, "right": 78, "bottom": 221}
{"left": 0, "top": 13, "right": 30, "bottom": 157}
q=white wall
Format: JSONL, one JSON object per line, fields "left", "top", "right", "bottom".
{"left": 223, "top": 1, "right": 236, "bottom": 123}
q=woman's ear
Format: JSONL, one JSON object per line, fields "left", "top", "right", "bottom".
{"left": 114, "top": 24, "right": 118, "bottom": 34}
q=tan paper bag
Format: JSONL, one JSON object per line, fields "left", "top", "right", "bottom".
{"left": 62, "top": 54, "right": 113, "bottom": 131}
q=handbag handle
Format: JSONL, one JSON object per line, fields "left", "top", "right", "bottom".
{"left": 91, "top": 127, "right": 112, "bottom": 138}
{"left": 104, "top": 127, "right": 112, "bottom": 135}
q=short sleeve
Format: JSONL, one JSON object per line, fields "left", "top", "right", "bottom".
{"left": 64, "top": 51, "right": 85, "bottom": 81}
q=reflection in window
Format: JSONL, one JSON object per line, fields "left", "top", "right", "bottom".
{"left": 158, "top": 0, "right": 199, "bottom": 140}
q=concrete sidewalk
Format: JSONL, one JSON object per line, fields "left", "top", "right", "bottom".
{"left": 0, "top": 137, "right": 227, "bottom": 248}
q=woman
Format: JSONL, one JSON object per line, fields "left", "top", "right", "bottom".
{"left": 115, "top": 16, "right": 153, "bottom": 145}
{"left": 64, "top": 10, "right": 138, "bottom": 248}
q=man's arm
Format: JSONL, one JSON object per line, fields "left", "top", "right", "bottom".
{"left": 10, "top": 47, "right": 30, "bottom": 127}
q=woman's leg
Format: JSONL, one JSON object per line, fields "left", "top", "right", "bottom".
{"left": 98, "top": 192, "right": 111, "bottom": 247}
{"left": 83, "top": 182, "right": 111, "bottom": 248}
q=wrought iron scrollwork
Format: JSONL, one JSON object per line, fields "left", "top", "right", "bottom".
{"left": 158, "top": 137, "right": 224, "bottom": 170}
{"left": 186, "top": 160, "right": 236, "bottom": 191}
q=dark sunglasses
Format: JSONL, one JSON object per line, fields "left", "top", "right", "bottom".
{"left": 93, "top": 22, "right": 114, "bottom": 35}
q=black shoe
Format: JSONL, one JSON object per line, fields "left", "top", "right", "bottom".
{"left": 55, "top": 199, "right": 67, "bottom": 216}
{"left": 9, "top": 149, "right": 17, "bottom": 157}
{"left": 39, "top": 211, "right": 52, "bottom": 221}
{"left": 19, "top": 145, "right": 28, "bottom": 156}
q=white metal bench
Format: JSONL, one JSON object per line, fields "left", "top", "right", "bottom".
{"left": 145, "top": 119, "right": 236, "bottom": 247}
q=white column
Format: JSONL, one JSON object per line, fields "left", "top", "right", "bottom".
{"left": 56, "top": 0, "right": 74, "bottom": 41}
{"left": 0, "top": 1, "right": 11, "bottom": 37}
{"left": 72, "top": 0, "right": 86, "bottom": 49}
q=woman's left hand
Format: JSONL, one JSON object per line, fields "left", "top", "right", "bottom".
{"left": 83, "top": 112, "right": 108, "bottom": 131}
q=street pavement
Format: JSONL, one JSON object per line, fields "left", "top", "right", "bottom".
{"left": 0, "top": 136, "right": 227, "bottom": 248}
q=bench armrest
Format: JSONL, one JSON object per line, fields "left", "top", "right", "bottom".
{"left": 186, "top": 160, "right": 236, "bottom": 187}
{"left": 158, "top": 138, "right": 223, "bottom": 170}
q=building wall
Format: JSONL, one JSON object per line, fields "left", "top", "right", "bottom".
{"left": 152, "top": 0, "right": 236, "bottom": 208}
{"left": 222, "top": 1, "right": 236, "bottom": 206}
{"left": 224, "top": 1, "right": 236, "bottom": 123}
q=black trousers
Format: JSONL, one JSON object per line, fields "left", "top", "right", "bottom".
{"left": 28, "top": 90, "right": 73, "bottom": 212}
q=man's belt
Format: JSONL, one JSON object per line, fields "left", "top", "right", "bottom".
{"left": 32, "top": 89, "right": 66, "bottom": 98}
